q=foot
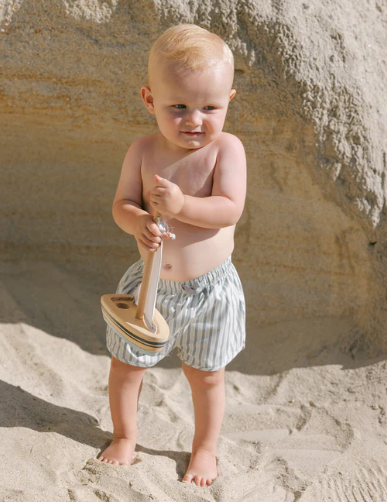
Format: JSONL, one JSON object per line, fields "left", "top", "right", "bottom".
{"left": 182, "top": 448, "right": 218, "bottom": 486}
{"left": 97, "top": 437, "right": 136, "bottom": 466}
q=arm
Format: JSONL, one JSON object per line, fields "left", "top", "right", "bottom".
{"left": 111, "top": 138, "right": 147, "bottom": 236}
{"left": 112, "top": 138, "right": 163, "bottom": 251}
{"left": 150, "top": 134, "right": 247, "bottom": 229}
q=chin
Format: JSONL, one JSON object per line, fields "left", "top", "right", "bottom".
{"left": 177, "top": 138, "right": 204, "bottom": 149}
{"left": 184, "top": 135, "right": 213, "bottom": 147}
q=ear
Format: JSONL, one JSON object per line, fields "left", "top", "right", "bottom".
{"left": 229, "top": 89, "right": 236, "bottom": 101}
{"left": 141, "top": 86, "right": 155, "bottom": 114}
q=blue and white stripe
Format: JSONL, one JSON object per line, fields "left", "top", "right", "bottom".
{"left": 106, "top": 255, "right": 246, "bottom": 371}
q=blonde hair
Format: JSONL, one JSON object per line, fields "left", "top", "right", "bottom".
{"left": 148, "top": 24, "right": 234, "bottom": 86}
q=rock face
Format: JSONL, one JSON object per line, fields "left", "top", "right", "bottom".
{"left": 1, "top": 0, "right": 387, "bottom": 356}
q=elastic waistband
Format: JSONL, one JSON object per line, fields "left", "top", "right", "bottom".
{"left": 138, "top": 255, "right": 233, "bottom": 294}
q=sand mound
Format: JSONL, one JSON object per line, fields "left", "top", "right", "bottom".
{"left": 1, "top": 261, "right": 387, "bottom": 501}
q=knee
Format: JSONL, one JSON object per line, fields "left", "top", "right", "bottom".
{"left": 183, "top": 363, "right": 224, "bottom": 390}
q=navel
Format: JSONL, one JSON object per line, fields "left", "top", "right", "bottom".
{"left": 164, "top": 263, "right": 173, "bottom": 270}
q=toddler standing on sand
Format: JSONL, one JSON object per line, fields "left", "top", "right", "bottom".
{"left": 97, "top": 23, "right": 247, "bottom": 487}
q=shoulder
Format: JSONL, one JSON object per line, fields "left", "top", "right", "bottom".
{"left": 127, "top": 133, "right": 158, "bottom": 155}
{"left": 215, "top": 132, "right": 246, "bottom": 160}
{"left": 121, "top": 135, "right": 158, "bottom": 171}
{"left": 212, "top": 132, "right": 246, "bottom": 183}
{"left": 215, "top": 132, "right": 245, "bottom": 154}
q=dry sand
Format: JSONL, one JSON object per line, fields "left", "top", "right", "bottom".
{"left": 1, "top": 258, "right": 387, "bottom": 502}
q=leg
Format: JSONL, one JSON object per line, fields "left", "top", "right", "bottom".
{"left": 181, "top": 362, "right": 225, "bottom": 486}
{"left": 97, "top": 356, "right": 146, "bottom": 465}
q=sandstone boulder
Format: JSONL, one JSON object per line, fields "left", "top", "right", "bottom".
{"left": 1, "top": 0, "right": 386, "bottom": 356}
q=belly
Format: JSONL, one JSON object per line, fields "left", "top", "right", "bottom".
{"left": 138, "top": 222, "right": 235, "bottom": 281}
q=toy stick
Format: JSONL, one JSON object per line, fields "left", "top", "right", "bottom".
{"left": 135, "top": 210, "right": 160, "bottom": 321}
{"left": 100, "top": 210, "right": 170, "bottom": 353}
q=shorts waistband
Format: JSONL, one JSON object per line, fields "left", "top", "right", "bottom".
{"left": 138, "top": 255, "right": 233, "bottom": 295}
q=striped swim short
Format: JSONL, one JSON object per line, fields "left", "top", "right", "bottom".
{"left": 106, "top": 254, "right": 246, "bottom": 371}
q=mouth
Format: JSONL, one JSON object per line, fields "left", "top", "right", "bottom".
{"left": 182, "top": 131, "right": 204, "bottom": 137}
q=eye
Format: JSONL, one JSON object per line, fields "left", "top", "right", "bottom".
{"left": 173, "top": 104, "right": 186, "bottom": 109}
{"left": 204, "top": 106, "right": 215, "bottom": 111}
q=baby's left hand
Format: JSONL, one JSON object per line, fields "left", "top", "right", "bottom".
{"left": 149, "top": 174, "right": 185, "bottom": 217}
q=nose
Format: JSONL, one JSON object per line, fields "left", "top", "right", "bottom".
{"left": 185, "top": 109, "right": 202, "bottom": 127}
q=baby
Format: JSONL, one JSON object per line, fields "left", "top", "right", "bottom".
{"left": 97, "top": 24, "right": 247, "bottom": 487}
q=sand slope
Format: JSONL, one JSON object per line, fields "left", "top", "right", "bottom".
{"left": 1, "top": 260, "right": 387, "bottom": 501}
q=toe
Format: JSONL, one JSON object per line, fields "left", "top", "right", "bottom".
{"left": 200, "top": 478, "right": 206, "bottom": 487}
{"left": 182, "top": 473, "right": 194, "bottom": 484}
{"left": 194, "top": 476, "right": 200, "bottom": 486}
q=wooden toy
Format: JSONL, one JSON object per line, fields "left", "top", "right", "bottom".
{"left": 101, "top": 211, "right": 172, "bottom": 353}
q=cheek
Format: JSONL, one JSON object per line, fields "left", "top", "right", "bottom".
{"left": 206, "top": 115, "right": 225, "bottom": 132}
{"left": 172, "top": 117, "right": 182, "bottom": 127}
{"left": 163, "top": 111, "right": 182, "bottom": 128}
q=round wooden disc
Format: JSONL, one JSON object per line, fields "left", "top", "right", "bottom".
{"left": 101, "top": 294, "right": 170, "bottom": 353}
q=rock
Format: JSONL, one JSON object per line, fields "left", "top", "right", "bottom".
{"left": 1, "top": 0, "right": 386, "bottom": 355}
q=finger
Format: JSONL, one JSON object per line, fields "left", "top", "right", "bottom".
{"left": 144, "top": 227, "right": 161, "bottom": 242}
{"left": 153, "top": 187, "right": 167, "bottom": 195}
{"left": 141, "top": 235, "right": 160, "bottom": 249}
{"left": 154, "top": 174, "right": 170, "bottom": 187}
{"left": 138, "top": 238, "right": 159, "bottom": 252}
{"left": 146, "top": 221, "right": 161, "bottom": 237}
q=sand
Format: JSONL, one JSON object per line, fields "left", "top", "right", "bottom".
{"left": 0, "top": 258, "right": 387, "bottom": 502}
{"left": 1, "top": 0, "right": 387, "bottom": 499}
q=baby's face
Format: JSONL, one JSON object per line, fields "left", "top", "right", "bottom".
{"left": 142, "top": 62, "right": 236, "bottom": 151}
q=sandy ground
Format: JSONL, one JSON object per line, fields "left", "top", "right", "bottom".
{"left": 1, "top": 259, "right": 387, "bottom": 502}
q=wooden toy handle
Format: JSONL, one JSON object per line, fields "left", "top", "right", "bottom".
{"left": 135, "top": 210, "right": 160, "bottom": 321}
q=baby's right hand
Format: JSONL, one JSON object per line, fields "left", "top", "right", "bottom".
{"left": 134, "top": 214, "right": 162, "bottom": 252}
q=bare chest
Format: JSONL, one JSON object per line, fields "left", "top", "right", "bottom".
{"left": 141, "top": 146, "right": 217, "bottom": 206}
